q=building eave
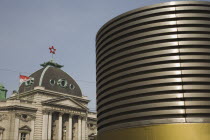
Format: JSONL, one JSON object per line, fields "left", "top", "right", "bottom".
{"left": 42, "top": 103, "right": 87, "bottom": 112}
{"left": 0, "top": 105, "right": 37, "bottom": 112}
{"left": 8, "top": 87, "right": 90, "bottom": 103}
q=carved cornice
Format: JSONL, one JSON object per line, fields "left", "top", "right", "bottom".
{"left": 88, "top": 123, "right": 96, "bottom": 130}
{"left": 42, "top": 109, "right": 54, "bottom": 114}
{"left": 16, "top": 113, "right": 36, "bottom": 122}
{"left": 0, "top": 114, "right": 8, "bottom": 121}
{"left": 58, "top": 112, "right": 64, "bottom": 116}
{"left": 45, "top": 104, "right": 87, "bottom": 112}
{"left": 9, "top": 88, "right": 90, "bottom": 103}
{"left": 69, "top": 113, "right": 74, "bottom": 117}
{"left": 81, "top": 115, "right": 87, "bottom": 120}
{"left": 0, "top": 105, "right": 37, "bottom": 112}
{"left": 42, "top": 110, "right": 49, "bottom": 115}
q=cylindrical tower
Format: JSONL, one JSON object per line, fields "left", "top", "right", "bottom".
{"left": 96, "top": 1, "right": 210, "bottom": 140}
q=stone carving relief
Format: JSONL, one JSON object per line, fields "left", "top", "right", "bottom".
{"left": 16, "top": 113, "right": 36, "bottom": 122}
{"left": 0, "top": 114, "right": 7, "bottom": 121}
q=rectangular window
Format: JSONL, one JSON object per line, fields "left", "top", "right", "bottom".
{"left": 20, "top": 133, "right": 26, "bottom": 140}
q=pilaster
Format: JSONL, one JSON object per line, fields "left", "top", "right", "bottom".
{"left": 14, "top": 114, "right": 20, "bottom": 140}
{"left": 47, "top": 112, "right": 52, "bottom": 140}
{"left": 42, "top": 111, "right": 49, "bottom": 140}
{"left": 78, "top": 116, "right": 82, "bottom": 140}
{"left": 81, "top": 116, "right": 87, "bottom": 140}
{"left": 68, "top": 114, "right": 73, "bottom": 140}
{"left": 30, "top": 118, "right": 35, "bottom": 140}
{"left": 58, "top": 112, "right": 63, "bottom": 140}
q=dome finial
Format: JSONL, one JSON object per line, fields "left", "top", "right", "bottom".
{"left": 40, "top": 60, "right": 64, "bottom": 68}
{"left": 49, "top": 46, "right": 56, "bottom": 61}
{"left": 40, "top": 46, "right": 63, "bottom": 68}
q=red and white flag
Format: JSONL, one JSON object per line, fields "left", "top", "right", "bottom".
{"left": 19, "top": 75, "right": 30, "bottom": 83}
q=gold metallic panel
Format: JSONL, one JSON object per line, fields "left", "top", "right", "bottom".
{"left": 98, "top": 123, "right": 210, "bottom": 140}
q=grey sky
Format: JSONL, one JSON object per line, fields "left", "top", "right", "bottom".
{"left": 1, "top": 0, "right": 210, "bottom": 110}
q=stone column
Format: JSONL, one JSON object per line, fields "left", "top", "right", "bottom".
{"left": 81, "top": 116, "right": 86, "bottom": 140}
{"left": 0, "top": 132, "right": 3, "bottom": 140}
{"left": 18, "top": 134, "right": 21, "bottom": 140}
{"left": 26, "top": 133, "right": 30, "bottom": 140}
{"left": 68, "top": 114, "right": 73, "bottom": 140}
{"left": 30, "top": 118, "right": 35, "bottom": 140}
{"left": 47, "top": 112, "right": 52, "bottom": 140}
{"left": 14, "top": 114, "right": 20, "bottom": 140}
{"left": 42, "top": 111, "right": 49, "bottom": 140}
{"left": 58, "top": 113, "right": 63, "bottom": 140}
{"left": 78, "top": 116, "right": 82, "bottom": 140}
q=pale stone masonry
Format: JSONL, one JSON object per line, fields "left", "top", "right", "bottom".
{"left": 0, "top": 87, "right": 97, "bottom": 140}
{"left": 0, "top": 60, "right": 97, "bottom": 140}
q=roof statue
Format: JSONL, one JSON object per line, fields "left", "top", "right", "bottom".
{"left": 0, "top": 83, "right": 7, "bottom": 100}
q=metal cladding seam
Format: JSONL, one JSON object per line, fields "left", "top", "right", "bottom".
{"left": 96, "top": 1, "right": 210, "bottom": 133}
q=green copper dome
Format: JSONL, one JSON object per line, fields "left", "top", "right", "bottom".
{"left": 19, "top": 61, "right": 82, "bottom": 97}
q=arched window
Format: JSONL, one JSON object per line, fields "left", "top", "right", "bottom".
{"left": 69, "top": 84, "right": 75, "bottom": 90}
{"left": 19, "top": 126, "right": 31, "bottom": 140}
{"left": 57, "top": 79, "right": 68, "bottom": 88}
{"left": 50, "top": 79, "right": 56, "bottom": 86}
{"left": 20, "top": 133, "right": 27, "bottom": 140}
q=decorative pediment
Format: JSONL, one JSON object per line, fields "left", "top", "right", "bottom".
{"left": 20, "top": 95, "right": 35, "bottom": 101}
{"left": 16, "top": 113, "right": 36, "bottom": 122}
{"left": 42, "top": 97, "right": 88, "bottom": 110}
{"left": 19, "top": 125, "right": 31, "bottom": 132}
{"left": 0, "top": 114, "right": 7, "bottom": 121}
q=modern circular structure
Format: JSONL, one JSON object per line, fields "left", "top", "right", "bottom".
{"left": 96, "top": 1, "right": 210, "bottom": 140}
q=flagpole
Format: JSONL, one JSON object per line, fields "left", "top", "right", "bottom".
{"left": 18, "top": 73, "right": 21, "bottom": 100}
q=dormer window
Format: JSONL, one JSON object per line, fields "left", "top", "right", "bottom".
{"left": 50, "top": 79, "right": 56, "bottom": 86}
{"left": 57, "top": 79, "right": 68, "bottom": 88}
{"left": 69, "top": 84, "right": 75, "bottom": 90}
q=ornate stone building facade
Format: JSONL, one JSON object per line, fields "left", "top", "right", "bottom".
{"left": 0, "top": 61, "right": 97, "bottom": 140}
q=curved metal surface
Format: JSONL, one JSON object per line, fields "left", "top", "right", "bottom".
{"left": 96, "top": 1, "right": 210, "bottom": 133}
{"left": 98, "top": 123, "right": 210, "bottom": 140}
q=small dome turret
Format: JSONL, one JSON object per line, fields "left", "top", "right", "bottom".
{"left": 0, "top": 84, "right": 7, "bottom": 100}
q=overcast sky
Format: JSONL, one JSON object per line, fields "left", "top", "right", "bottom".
{"left": 0, "top": 0, "right": 210, "bottom": 110}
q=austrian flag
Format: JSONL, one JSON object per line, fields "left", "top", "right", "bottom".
{"left": 19, "top": 75, "right": 30, "bottom": 83}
